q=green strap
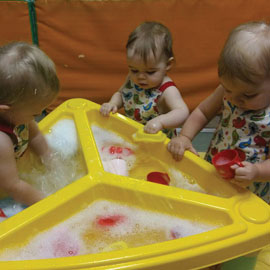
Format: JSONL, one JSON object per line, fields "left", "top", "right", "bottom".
{"left": 27, "top": 0, "right": 39, "bottom": 46}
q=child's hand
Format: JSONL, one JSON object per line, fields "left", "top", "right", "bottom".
{"left": 144, "top": 118, "right": 163, "bottom": 134}
{"left": 100, "top": 103, "right": 118, "bottom": 116}
{"left": 40, "top": 149, "right": 54, "bottom": 169}
{"left": 230, "top": 162, "right": 259, "bottom": 187}
{"left": 167, "top": 135, "right": 198, "bottom": 161}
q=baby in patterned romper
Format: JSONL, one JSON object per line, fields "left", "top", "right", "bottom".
{"left": 0, "top": 42, "right": 59, "bottom": 206}
{"left": 167, "top": 21, "right": 270, "bottom": 270}
{"left": 100, "top": 21, "right": 189, "bottom": 138}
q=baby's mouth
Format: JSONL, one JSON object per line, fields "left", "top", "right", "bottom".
{"left": 138, "top": 83, "right": 148, "bottom": 88}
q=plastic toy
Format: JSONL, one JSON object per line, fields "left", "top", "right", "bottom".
{"left": 0, "top": 98, "right": 269, "bottom": 270}
{"left": 212, "top": 149, "right": 244, "bottom": 179}
{"left": 147, "top": 171, "right": 170, "bottom": 185}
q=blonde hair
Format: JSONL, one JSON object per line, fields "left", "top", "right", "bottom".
{"left": 0, "top": 42, "right": 59, "bottom": 105}
{"left": 126, "top": 21, "right": 174, "bottom": 63}
{"left": 218, "top": 21, "right": 270, "bottom": 85}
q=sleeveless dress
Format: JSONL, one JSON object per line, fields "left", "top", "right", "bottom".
{"left": 205, "top": 97, "right": 270, "bottom": 203}
{"left": 0, "top": 123, "right": 29, "bottom": 159}
{"left": 121, "top": 79, "right": 177, "bottom": 138}
{"left": 0, "top": 123, "right": 29, "bottom": 216}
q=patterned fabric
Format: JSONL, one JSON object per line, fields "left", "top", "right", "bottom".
{"left": 121, "top": 80, "right": 177, "bottom": 138}
{"left": 205, "top": 97, "right": 270, "bottom": 203}
{"left": 0, "top": 123, "right": 29, "bottom": 159}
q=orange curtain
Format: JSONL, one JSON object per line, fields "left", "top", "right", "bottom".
{"left": 3, "top": 0, "right": 270, "bottom": 111}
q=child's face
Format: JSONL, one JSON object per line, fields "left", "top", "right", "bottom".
{"left": 7, "top": 92, "right": 57, "bottom": 125}
{"left": 126, "top": 50, "right": 171, "bottom": 89}
{"left": 220, "top": 77, "right": 270, "bottom": 111}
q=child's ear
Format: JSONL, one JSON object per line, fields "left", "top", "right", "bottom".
{"left": 166, "top": 57, "right": 174, "bottom": 71}
{"left": 0, "top": 104, "right": 10, "bottom": 112}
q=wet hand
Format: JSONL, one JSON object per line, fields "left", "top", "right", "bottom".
{"left": 100, "top": 103, "right": 118, "bottom": 116}
{"left": 144, "top": 119, "right": 163, "bottom": 134}
{"left": 40, "top": 149, "right": 55, "bottom": 169}
{"left": 167, "top": 135, "right": 198, "bottom": 161}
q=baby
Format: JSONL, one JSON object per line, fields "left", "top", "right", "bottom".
{"left": 0, "top": 42, "right": 60, "bottom": 205}
{"left": 168, "top": 21, "right": 270, "bottom": 203}
{"left": 168, "top": 20, "right": 270, "bottom": 270}
{"left": 100, "top": 21, "right": 189, "bottom": 138}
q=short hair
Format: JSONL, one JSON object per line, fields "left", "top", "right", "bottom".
{"left": 0, "top": 42, "right": 60, "bottom": 105}
{"left": 218, "top": 21, "right": 270, "bottom": 85}
{"left": 126, "top": 21, "right": 174, "bottom": 63}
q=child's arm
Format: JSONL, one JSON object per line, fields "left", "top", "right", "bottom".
{"left": 167, "top": 84, "right": 224, "bottom": 161}
{"left": 0, "top": 132, "right": 44, "bottom": 205}
{"left": 28, "top": 120, "right": 51, "bottom": 164}
{"left": 100, "top": 77, "right": 127, "bottom": 116}
{"left": 144, "top": 84, "right": 189, "bottom": 134}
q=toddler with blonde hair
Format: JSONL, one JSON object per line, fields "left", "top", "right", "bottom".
{"left": 0, "top": 42, "right": 60, "bottom": 205}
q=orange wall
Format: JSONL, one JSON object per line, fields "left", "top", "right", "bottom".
{"left": 0, "top": 1, "right": 32, "bottom": 44}
{"left": 2, "top": 0, "right": 270, "bottom": 111}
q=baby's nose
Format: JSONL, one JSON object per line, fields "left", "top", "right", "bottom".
{"left": 137, "top": 72, "right": 146, "bottom": 79}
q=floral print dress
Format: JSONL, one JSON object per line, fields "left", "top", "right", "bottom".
{"left": 121, "top": 79, "right": 177, "bottom": 138}
{"left": 205, "top": 97, "right": 270, "bottom": 203}
{"left": 0, "top": 123, "right": 29, "bottom": 159}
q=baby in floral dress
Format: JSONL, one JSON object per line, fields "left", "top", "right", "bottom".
{"left": 168, "top": 21, "right": 270, "bottom": 204}
{"left": 167, "top": 20, "right": 270, "bottom": 270}
{"left": 100, "top": 21, "right": 189, "bottom": 138}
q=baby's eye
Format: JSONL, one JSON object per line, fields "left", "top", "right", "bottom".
{"left": 147, "top": 71, "right": 156, "bottom": 75}
{"left": 244, "top": 93, "right": 257, "bottom": 98}
{"left": 130, "top": 69, "right": 138, "bottom": 73}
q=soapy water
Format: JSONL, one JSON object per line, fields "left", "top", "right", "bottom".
{"left": 0, "top": 120, "right": 219, "bottom": 260}
{"left": 0, "top": 119, "right": 205, "bottom": 222}
{"left": 91, "top": 125, "right": 137, "bottom": 172}
{"left": 0, "top": 119, "right": 86, "bottom": 222}
{"left": 17, "top": 150, "right": 86, "bottom": 197}
{"left": 91, "top": 125, "right": 205, "bottom": 193}
{"left": 168, "top": 168, "right": 206, "bottom": 193}
{"left": 0, "top": 200, "right": 219, "bottom": 260}
{"left": 17, "top": 119, "right": 86, "bottom": 197}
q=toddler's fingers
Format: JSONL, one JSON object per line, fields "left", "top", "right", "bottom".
{"left": 111, "top": 105, "right": 118, "bottom": 114}
{"left": 173, "top": 153, "right": 182, "bottom": 161}
{"left": 102, "top": 105, "right": 114, "bottom": 116}
{"left": 99, "top": 109, "right": 106, "bottom": 116}
{"left": 167, "top": 143, "right": 185, "bottom": 161}
{"left": 189, "top": 146, "right": 199, "bottom": 157}
{"left": 144, "top": 126, "right": 158, "bottom": 134}
{"left": 100, "top": 105, "right": 109, "bottom": 116}
{"left": 144, "top": 122, "right": 161, "bottom": 134}
{"left": 230, "top": 164, "right": 240, "bottom": 170}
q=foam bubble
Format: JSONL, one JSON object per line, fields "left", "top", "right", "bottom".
{"left": 46, "top": 119, "right": 79, "bottom": 158}
{"left": 0, "top": 200, "right": 219, "bottom": 260}
{"left": 17, "top": 119, "right": 86, "bottom": 196}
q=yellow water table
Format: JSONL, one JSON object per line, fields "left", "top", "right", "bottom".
{"left": 0, "top": 98, "right": 269, "bottom": 270}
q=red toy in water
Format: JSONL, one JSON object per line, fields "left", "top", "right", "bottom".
{"left": 52, "top": 230, "right": 79, "bottom": 257}
{"left": 0, "top": 208, "right": 6, "bottom": 218}
{"left": 101, "top": 145, "right": 133, "bottom": 158}
{"left": 170, "top": 226, "right": 182, "bottom": 239}
{"left": 147, "top": 172, "right": 170, "bottom": 185}
{"left": 96, "top": 215, "right": 126, "bottom": 227}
